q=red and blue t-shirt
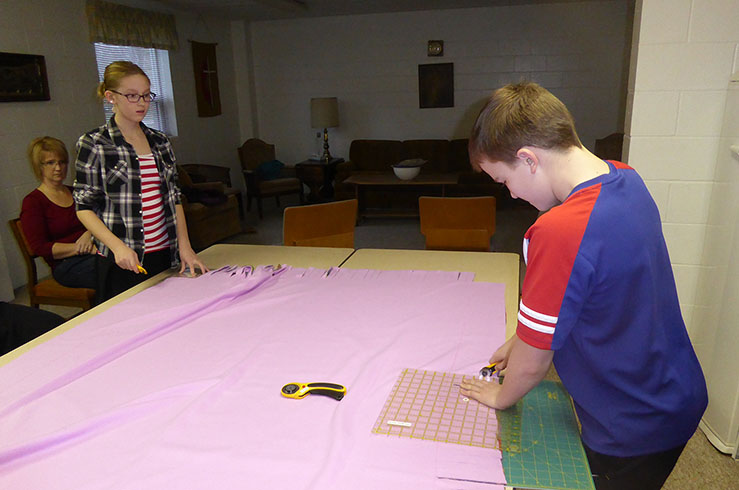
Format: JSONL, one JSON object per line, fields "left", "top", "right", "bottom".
{"left": 517, "top": 160, "right": 707, "bottom": 457}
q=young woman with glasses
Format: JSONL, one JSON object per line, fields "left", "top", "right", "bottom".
{"left": 74, "top": 61, "right": 208, "bottom": 303}
{"left": 20, "top": 136, "right": 97, "bottom": 290}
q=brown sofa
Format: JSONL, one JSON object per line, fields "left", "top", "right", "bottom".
{"left": 178, "top": 165, "right": 243, "bottom": 251}
{"left": 334, "top": 139, "right": 504, "bottom": 209}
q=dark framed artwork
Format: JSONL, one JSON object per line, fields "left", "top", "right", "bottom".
{"left": 0, "top": 52, "right": 50, "bottom": 102}
{"left": 418, "top": 62, "right": 453, "bottom": 109}
{"left": 191, "top": 41, "right": 222, "bottom": 117}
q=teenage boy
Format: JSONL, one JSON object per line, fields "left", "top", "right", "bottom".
{"left": 460, "top": 82, "right": 707, "bottom": 490}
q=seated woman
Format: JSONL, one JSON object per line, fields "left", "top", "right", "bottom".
{"left": 20, "top": 137, "right": 96, "bottom": 290}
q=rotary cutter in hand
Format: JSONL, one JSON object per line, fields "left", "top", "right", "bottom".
{"left": 281, "top": 382, "right": 346, "bottom": 401}
{"left": 479, "top": 363, "right": 499, "bottom": 378}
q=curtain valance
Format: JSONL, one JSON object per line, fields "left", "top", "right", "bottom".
{"left": 86, "top": 0, "right": 178, "bottom": 50}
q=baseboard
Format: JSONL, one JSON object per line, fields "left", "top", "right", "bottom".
{"left": 699, "top": 419, "right": 738, "bottom": 458}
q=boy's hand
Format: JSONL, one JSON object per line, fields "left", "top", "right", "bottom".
{"left": 489, "top": 335, "right": 517, "bottom": 372}
{"left": 460, "top": 378, "right": 505, "bottom": 410}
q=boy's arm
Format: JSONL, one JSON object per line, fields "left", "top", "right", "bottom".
{"left": 460, "top": 335, "right": 553, "bottom": 410}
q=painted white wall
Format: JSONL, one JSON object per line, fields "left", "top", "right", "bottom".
{"left": 247, "top": 1, "right": 631, "bottom": 165}
{"left": 0, "top": 0, "right": 243, "bottom": 296}
{"left": 231, "top": 20, "right": 258, "bottom": 143}
{"left": 627, "top": 0, "right": 739, "bottom": 452}
{"left": 699, "top": 80, "right": 739, "bottom": 454}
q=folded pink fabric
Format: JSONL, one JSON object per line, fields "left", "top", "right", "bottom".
{"left": 0, "top": 266, "right": 507, "bottom": 489}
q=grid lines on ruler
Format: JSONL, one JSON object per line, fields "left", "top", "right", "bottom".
{"left": 372, "top": 368, "right": 499, "bottom": 449}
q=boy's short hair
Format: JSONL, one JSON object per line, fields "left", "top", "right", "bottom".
{"left": 468, "top": 81, "right": 582, "bottom": 170}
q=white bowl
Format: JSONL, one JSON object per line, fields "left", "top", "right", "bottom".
{"left": 393, "top": 165, "right": 421, "bottom": 180}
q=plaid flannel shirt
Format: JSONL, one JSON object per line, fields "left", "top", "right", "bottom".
{"left": 73, "top": 116, "right": 181, "bottom": 266}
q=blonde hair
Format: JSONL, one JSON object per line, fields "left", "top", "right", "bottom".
{"left": 96, "top": 60, "right": 150, "bottom": 100}
{"left": 28, "top": 137, "right": 69, "bottom": 181}
{"left": 469, "top": 81, "right": 582, "bottom": 170}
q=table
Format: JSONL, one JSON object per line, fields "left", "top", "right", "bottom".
{"left": 343, "top": 248, "right": 520, "bottom": 338}
{"left": 344, "top": 172, "right": 458, "bottom": 219}
{"left": 295, "top": 158, "right": 344, "bottom": 202}
{"left": 197, "top": 243, "right": 353, "bottom": 270}
{"left": 0, "top": 244, "right": 354, "bottom": 368}
{"left": 0, "top": 245, "right": 532, "bottom": 489}
{"left": 0, "top": 246, "right": 510, "bottom": 488}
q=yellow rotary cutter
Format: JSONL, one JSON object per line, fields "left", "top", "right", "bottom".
{"left": 479, "top": 363, "right": 499, "bottom": 378}
{"left": 281, "top": 382, "right": 346, "bottom": 401}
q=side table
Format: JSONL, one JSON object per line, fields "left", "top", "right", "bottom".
{"left": 295, "top": 157, "right": 344, "bottom": 203}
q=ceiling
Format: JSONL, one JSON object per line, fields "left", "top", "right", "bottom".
{"left": 153, "top": 0, "right": 584, "bottom": 21}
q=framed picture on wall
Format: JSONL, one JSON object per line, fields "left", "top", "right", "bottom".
{"left": 0, "top": 52, "right": 50, "bottom": 102}
{"left": 418, "top": 62, "right": 453, "bottom": 109}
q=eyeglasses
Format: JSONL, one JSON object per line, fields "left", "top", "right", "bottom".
{"left": 41, "top": 160, "right": 68, "bottom": 167}
{"left": 110, "top": 90, "right": 157, "bottom": 103}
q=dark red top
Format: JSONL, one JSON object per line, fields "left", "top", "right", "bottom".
{"left": 20, "top": 187, "right": 87, "bottom": 269}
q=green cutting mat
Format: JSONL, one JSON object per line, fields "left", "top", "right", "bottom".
{"left": 497, "top": 380, "right": 595, "bottom": 490}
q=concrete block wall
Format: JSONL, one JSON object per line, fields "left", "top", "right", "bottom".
{"left": 247, "top": 1, "right": 631, "bottom": 165}
{"left": 627, "top": 0, "right": 739, "bottom": 451}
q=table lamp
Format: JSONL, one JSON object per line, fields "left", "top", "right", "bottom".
{"left": 311, "top": 97, "right": 339, "bottom": 162}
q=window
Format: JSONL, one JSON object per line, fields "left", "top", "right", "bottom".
{"left": 93, "top": 43, "right": 178, "bottom": 136}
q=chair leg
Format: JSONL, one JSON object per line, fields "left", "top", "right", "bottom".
{"left": 299, "top": 190, "right": 304, "bottom": 205}
{"left": 246, "top": 195, "right": 252, "bottom": 212}
{"left": 275, "top": 196, "right": 281, "bottom": 207}
{"left": 257, "top": 197, "right": 264, "bottom": 220}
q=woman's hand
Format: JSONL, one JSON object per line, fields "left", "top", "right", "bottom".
{"left": 111, "top": 243, "right": 141, "bottom": 273}
{"left": 75, "top": 231, "right": 96, "bottom": 255}
{"left": 178, "top": 244, "right": 209, "bottom": 276}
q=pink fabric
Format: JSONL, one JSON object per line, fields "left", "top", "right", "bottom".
{"left": 0, "top": 266, "right": 507, "bottom": 489}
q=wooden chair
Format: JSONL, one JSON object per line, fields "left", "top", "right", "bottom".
{"left": 419, "top": 196, "right": 496, "bottom": 252}
{"left": 237, "top": 138, "right": 304, "bottom": 219}
{"left": 283, "top": 199, "right": 358, "bottom": 248}
{"left": 8, "top": 219, "right": 95, "bottom": 311}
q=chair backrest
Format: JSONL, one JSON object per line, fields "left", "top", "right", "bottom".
{"left": 401, "top": 139, "right": 450, "bottom": 173}
{"left": 180, "top": 164, "right": 233, "bottom": 186}
{"left": 238, "top": 138, "right": 276, "bottom": 172}
{"left": 8, "top": 218, "right": 40, "bottom": 290}
{"left": 283, "top": 199, "right": 358, "bottom": 248}
{"left": 9, "top": 218, "right": 95, "bottom": 311}
{"left": 419, "top": 196, "right": 496, "bottom": 252}
{"left": 349, "top": 140, "right": 403, "bottom": 172}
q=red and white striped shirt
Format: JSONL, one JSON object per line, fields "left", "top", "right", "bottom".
{"left": 138, "top": 154, "right": 169, "bottom": 253}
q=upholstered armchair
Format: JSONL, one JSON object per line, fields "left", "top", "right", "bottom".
{"left": 180, "top": 164, "right": 244, "bottom": 219}
{"left": 177, "top": 165, "right": 242, "bottom": 251}
{"left": 237, "top": 138, "right": 304, "bottom": 219}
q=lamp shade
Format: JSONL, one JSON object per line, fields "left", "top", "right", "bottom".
{"left": 310, "top": 97, "right": 339, "bottom": 128}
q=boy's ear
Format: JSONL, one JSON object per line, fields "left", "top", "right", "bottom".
{"left": 515, "top": 148, "right": 538, "bottom": 170}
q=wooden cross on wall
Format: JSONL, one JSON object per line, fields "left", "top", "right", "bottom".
{"left": 191, "top": 41, "right": 222, "bottom": 117}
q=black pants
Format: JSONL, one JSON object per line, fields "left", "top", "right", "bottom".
{"left": 0, "top": 302, "right": 64, "bottom": 356}
{"left": 52, "top": 254, "right": 97, "bottom": 289}
{"left": 95, "top": 249, "right": 172, "bottom": 304}
{"left": 584, "top": 442, "right": 687, "bottom": 490}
